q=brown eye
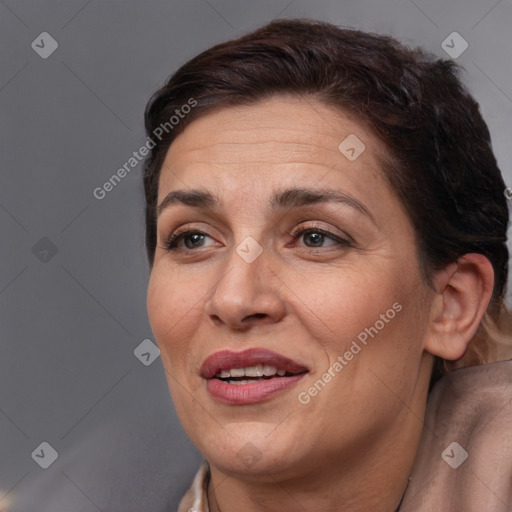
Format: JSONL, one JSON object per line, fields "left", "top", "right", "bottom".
{"left": 302, "top": 231, "right": 328, "bottom": 247}
{"left": 291, "top": 225, "right": 351, "bottom": 249}
{"left": 165, "top": 230, "right": 215, "bottom": 251}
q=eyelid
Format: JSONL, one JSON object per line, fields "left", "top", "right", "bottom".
{"left": 289, "top": 222, "right": 353, "bottom": 245}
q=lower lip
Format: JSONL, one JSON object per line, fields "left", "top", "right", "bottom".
{"left": 206, "top": 374, "right": 307, "bottom": 405}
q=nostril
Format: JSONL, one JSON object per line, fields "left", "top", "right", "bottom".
{"left": 249, "top": 313, "right": 267, "bottom": 320}
{"left": 210, "top": 315, "right": 223, "bottom": 326}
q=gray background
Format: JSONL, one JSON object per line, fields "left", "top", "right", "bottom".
{"left": 1, "top": 0, "right": 511, "bottom": 510}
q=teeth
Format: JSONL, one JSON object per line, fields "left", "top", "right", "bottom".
{"left": 215, "top": 365, "right": 286, "bottom": 378}
{"left": 245, "top": 364, "right": 264, "bottom": 377}
{"left": 263, "top": 365, "right": 278, "bottom": 376}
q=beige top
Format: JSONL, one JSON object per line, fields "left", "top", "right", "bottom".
{"left": 178, "top": 360, "right": 512, "bottom": 512}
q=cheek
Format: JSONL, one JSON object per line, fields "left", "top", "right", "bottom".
{"left": 290, "top": 260, "right": 425, "bottom": 391}
{"left": 147, "top": 275, "right": 170, "bottom": 344}
{"left": 323, "top": 284, "right": 428, "bottom": 413}
{"left": 146, "top": 268, "right": 199, "bottom": 369}
{"left": 147, "top": 271, "right": 207, "bottom": 419}
{"left": 300, "top": 290, "right": 426, "bottom": 436}
{"left": 287, "top": 264, "right": 401, "bottom": 347}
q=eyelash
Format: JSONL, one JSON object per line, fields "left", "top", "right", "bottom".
{"left": 163, "top": 224, "right": 352, "bottom": 252}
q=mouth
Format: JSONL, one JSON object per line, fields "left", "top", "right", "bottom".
{"left": 200, "top": 348, "right": 309, "bottom": 405}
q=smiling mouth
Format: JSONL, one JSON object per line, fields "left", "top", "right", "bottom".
{"left": 201, "top": 349, "right": 309, "bottom": 405}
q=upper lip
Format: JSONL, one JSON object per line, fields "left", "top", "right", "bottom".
{"left": 200, "top": 348, "right": 309, "bottom": 379}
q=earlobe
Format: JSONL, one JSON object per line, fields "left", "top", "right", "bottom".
{"left": 424, "top": 254, "right": 495, "bottom": 361}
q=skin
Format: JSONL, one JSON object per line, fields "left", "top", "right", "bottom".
{"left": 147, "top": 95, "right": 494, "bottom": 512}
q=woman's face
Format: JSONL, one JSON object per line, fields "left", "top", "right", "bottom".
{"left": 147, "top": 96, "right": 435, "bottom": 479}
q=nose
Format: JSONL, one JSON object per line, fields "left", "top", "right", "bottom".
{"left": 205, "top": 242, "right": 286, "bottom": 331}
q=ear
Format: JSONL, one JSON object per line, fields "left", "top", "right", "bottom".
{"left": 424, "top": 254, "right": 495, "bottom": 361}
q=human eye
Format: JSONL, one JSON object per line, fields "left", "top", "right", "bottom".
{"left": 161, "top": 223, "right": 352, "bottom": 254}
{"left": 290, "top": 223, "right": 352, "bottom": 250}
{"left": 164, "top": 228, "right": 217, "bottom": 252}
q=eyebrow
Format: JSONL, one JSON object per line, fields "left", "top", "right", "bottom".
{"left": 157, "top": 187, "right": 374, "bottom": 221}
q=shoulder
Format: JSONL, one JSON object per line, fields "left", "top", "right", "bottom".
{"left": 400, "top": 360, "right": 512, "bottom": 511}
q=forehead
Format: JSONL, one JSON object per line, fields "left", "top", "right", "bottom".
{"left": 167, "top": 96, "right": 383, "bottom": 158}
{"left": 158, "top": 95, "right": 392, "bottom": 208}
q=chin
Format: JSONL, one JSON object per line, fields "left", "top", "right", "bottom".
{"left": 201, "top": 427, "right": 306, "bottom": 478}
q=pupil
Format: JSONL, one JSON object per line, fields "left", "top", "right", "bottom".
{"left": 306, "top": 232, "right": 323, "bottom": 247}
{"left": 186, "top": 233, "right": 204, "bottom": 249}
